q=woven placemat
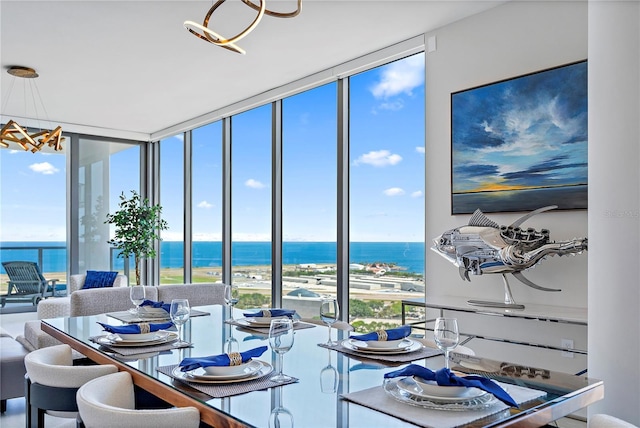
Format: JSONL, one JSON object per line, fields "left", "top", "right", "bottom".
{"left": 318, "top": 340, "right": 441, "bottom": 364}
{"left": 157, "top": 364, "right": 298, "bottom": 398}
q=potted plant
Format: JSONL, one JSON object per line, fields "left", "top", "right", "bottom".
{"left": 105, "top": 190, "right": 168, "bottom": 285}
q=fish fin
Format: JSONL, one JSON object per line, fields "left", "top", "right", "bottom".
{"left": 509, "top": 205, "right": 558, "bottom": 229}
{"left": 468, "top": 209, "right": 500, "bottom": 228}
{"left": 512, "top": 271, "right": 561, "bottom": 292}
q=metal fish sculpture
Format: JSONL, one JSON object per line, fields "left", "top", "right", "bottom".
{"left": 432, "top": 206, "right": 587, "bottom": 294}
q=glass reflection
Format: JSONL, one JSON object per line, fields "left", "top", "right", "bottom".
{"left": 269, "top": 386, "right": 294, "bottom": 428}
{"left": 319, "top": 349, "right": 338, "bottom": 394}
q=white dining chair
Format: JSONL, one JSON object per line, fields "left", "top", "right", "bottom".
{"left": 24, "top": 344, "right": 118, "bottom": 428}
{"left": 589, "top": 414, "right": 639, "bottom": 428}
{"left": 76, "top": 371, "right": 200, "bottom": 428}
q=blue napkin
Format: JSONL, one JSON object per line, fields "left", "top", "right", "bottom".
{"left": 243, "top": 308, "right": 296, "bottom": 318}
{"left": 350, "top": 325, "right": 411, "bottom": 342}
{"left": 384, "top": 364, "right": 518, "bottom": 407}
{"left": 98, "top": 321, "right": 174, "bottom": 334}
{"left": 179, "top": 346, "right": 268, "bottom": 372}
{"left": 140, "top": 299, "right": 171, "bottom": 313}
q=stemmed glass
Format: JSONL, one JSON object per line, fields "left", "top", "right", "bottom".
{"left": 129, "top": 286, "right": 145, "bottom": 315}
{"left": 224, "top": 284, "right": 240, "bottom": 320}
{"left": 320, "top": 298, "right": 339, "bottom": 346}
{"left": 434, "top": 317, "right": 459, "bottom": 369}
{"left": 319, "top": 350, "right": 338, "bottom": 394}
{"left": 268, "top": 387, "right": 294, "bottom": 428}
{"left": 269, "top": 318, "right": 294, "bottom": 383}
{"left": 170, "top": 299, "right": 190, "bottom": 347}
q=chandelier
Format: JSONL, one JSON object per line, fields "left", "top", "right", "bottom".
{"left": 1, "top": 66, "right": 64, "bottom": 153}
{"left": 184, "top": 0, "right": 302, "bottom": 55}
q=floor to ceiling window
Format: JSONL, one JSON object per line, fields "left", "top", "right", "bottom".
{"left": 282, "top": 83, "right": 337, "bottom": 317}
{"left": 348, "top": 53, "right": 425, "bottom": 328}
{"left": 0, "top": 145, "right": 67, "bottom": 293}
{"left": 160, "top": 135, "right": 185, "bottom": 284}
{"left": 79, "top": 138, "right": 140, "bottom": 280}
{"left": 192, "top": 121, "right": 223, "bottom": 283}
{"left": 231, "top": 105, "right": 272, "bottom": 307}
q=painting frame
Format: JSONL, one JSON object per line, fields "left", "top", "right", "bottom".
{"left": 450, "top": 60, "right": 588, "bottom": 215}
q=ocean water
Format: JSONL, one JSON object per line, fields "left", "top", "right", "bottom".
{"left": 1, "top": 241, "right": 425, "bottom": 275}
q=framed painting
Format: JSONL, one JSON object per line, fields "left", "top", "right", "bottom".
{"left": 451, "top": 60, "right": 588, "bottom": 215}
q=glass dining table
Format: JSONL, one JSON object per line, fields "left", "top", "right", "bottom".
{"left": 41, "top": 304, "right": 603, "bottom": 428}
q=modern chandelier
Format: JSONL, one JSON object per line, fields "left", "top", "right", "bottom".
{"left": 1, "top": 66, "right": 64, "bottom": 153}
{"left": 184, "top": 0, "right": 302, "bottom": 55}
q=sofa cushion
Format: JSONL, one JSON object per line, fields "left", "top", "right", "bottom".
{"left": 82, "top": 271, "right": 118, "bottom": 289}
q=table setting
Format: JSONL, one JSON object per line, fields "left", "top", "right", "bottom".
{"left": 157, "top": 317, "right": 300, "bottom": 398}
{"left": 225, "top": 307, "right": 315, "bottom": 333}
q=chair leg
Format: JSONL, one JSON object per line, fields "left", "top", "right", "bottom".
{"left": 1, "top": 399, "right": 6, "bottom": 413}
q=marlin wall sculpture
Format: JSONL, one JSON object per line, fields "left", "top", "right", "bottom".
{"left": 432, "top": 206, "right": 587, "bottom": 308}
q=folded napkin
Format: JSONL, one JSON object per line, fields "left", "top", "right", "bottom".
{"left": 350, "top": 325, "right": 411, "bottom": 342}
{"left": 384, "top": 364, "right": 518, "bottom": 407}
{"left": 140, "top": 299, "right": 171, "bottom": 313}
{"left": 243, "top": 308, "right": 296, "bottom": 318}
{"left": 179, "top": 346, "right": 269, "bottom": 372}
{"left": 98, "top": 321, "right": 174, "bottom": 334}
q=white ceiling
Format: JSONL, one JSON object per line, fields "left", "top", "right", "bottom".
{"left": 1, "top": 0, "right": 502, "bottom": 141}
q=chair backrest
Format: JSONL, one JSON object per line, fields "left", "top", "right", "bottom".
{"left": 2, "top": 261, "right": 46, "bottom": 293}
{"left": 156, "top": 283, "right": 226, "bottom": 307}
{"left": 24, "top": 344, "right": 117, "bottom": 388}
{"left": 69, "top": 273, "right": 128, "bottom": 293}
{"left": 76, "top": 372, "right": 200, "bottom": 428}
{"left": 70, "top": 286, "right": 158, "bottom": 317}
{"left": 299, "top": 318, "right": 355, "bottom": 331}
{"left": 589, "top": 414, "right": 639, "bottom": 428}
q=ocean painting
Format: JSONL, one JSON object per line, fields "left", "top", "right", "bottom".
{"left": 451, "top": 60, "right": 588, "bottom": 214}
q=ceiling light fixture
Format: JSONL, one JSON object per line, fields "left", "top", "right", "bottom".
{"left": 184, "top": 0, "right": 302, "bottom": 55}
{"left": 1, "top": 66, "right": 64, "bottom": 153}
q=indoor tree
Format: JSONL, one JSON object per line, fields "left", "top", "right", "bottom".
{"left": 105, "top": 190, "right": 168, "bottom": 285}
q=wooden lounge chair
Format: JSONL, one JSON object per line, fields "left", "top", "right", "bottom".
{"left": 1, "top": 261, "right": 61, "bottom": 307}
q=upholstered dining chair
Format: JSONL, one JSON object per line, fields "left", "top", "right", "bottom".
{"left": 76, "top": 371, "right": 200, "bottom": 428}
{"left": 299, "top": 317, "right": 355, "bottom": 331}
{"left": 589, "top": 414, "right": 639, "bottom": 428}
{"left": 24, "top": 344, "right": 118, "bottom": 428}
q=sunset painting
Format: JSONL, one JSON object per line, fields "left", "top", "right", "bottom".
{"left": 451, "top": 60, "right": 588, "bottom": 214}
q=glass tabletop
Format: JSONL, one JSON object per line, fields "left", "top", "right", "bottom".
{"left": 42, "top": 304, "right": 602, "bottom": 428}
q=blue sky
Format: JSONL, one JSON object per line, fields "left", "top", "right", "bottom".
{"left": 452, "top": 61, "right": 587, "bottom": 194}
{"left": 1, "top": 53, "right": 425, "bottom": 242}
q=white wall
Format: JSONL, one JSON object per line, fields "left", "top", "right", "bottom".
{"left": 588, "top": 1, "right": 640, "bottom": 425}
{"left": 424, "top": 1, "right": 588, "bottom": 308}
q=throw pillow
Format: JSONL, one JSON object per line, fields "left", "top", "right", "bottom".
{"left": 82, "top": 270, "right": 118, "bottom": 289}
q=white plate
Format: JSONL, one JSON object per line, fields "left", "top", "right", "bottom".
{"left": 350, "top": 338, "right": 412, "bottom": 352}
{"left": 383, "top": 378, "right": 498, "bottom": 411}
{"left": 128, "top": 308, "right": 169, "bottom": 319}
{"left": 412, "top": 376, "right": 469, "bottom": 397}
{"left": 244, "top": 316, "right": 290, "bottom": 327}
{"left": 171, "top": 360, "right": 273, "bottom": 384}
{"left": 96, "top": 331, "right": 177, "bottom": 347}
{"left": 343, "top": 338, "right": 420, "bottom": 354}
{"left": 361, "top": 338, "right": 407, "bottom": 349}
{"left": 117, "top": 332, "right": 159, "bottom": 341}
{"left": 397, "top": 377, "right": 486, "bottom": 402}
{"left": 191, "top": 360, "right": 263, "bottom": 380}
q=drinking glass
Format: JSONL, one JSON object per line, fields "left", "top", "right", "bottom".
{"left": 319, "top": 298, "right": 339, "bottom": 346}
{"left": 269, "top": 318, "right": 294, "bottom": 382}
{"left": 224, "top": 284, "right": 240, "bottom": 320}
{"left": 268, "top": 406, "right": 294, "bottom": 428}
{"left": 170, "top": 299, "right": 190, "bottom": 346}
{"left": 129, "top": 286, "right": 145, "bottom": 314}
{"left": 434, "top": 317, "right": 459, "bottom": 369}
{"left": 319, "top": 351, "right": 338, "bottom": 394}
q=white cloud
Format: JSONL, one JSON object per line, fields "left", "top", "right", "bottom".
{"left": 245, "top": 178, "right": 265, "bottom": 189}
{"left": 415, "top": 146, "right": 425, "bottom": 154}
{"left": 354, "top": 150, "right": 402, "bottom": 167}
{"left": 411, "top": 190, "right": 423, "bottom": 198}
{"left": 383, "top": 187, "right": 405, "bottom": 196}
{"left": 197, "top": 200, "right": 213, "bottom": 209}
{"left": 173, "top": 134, "right": 184, "bottom": 142}
{"left": 29, "top": 162, "right": 59, "bottom": 175}
{"left": 370, "top": 54, "right": 425, "bottom": 99}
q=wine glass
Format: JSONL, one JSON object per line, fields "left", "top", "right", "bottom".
{"left": 319, "top": 350, "right": 338, "bottom": 394}
{"left": 268, "top": 386, "right": 294, "bottom": 428}
{"left": 320, "top": 298, "right": 339, "bottom": 346}
{"left": 170, "top": 299, "right": 190, "bottom": 347}
{"left": 129, "top": 286, "right": 145, "bottom": 314}
{"left": 434, "top": 317, "right": 459, "bottom": 369}
{"left": 269, "top": 318, "right": 294, "bottom": 383}
{"left": 224, "top": 284, "right": 240, "bottom": 320}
